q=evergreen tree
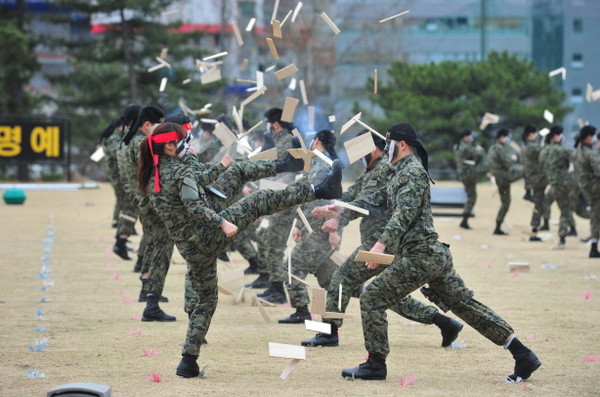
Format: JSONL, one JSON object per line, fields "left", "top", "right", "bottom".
{"left": 45, "top": 0, "right": 221, "bottom": 148}
{"left": 365, "top": 51, "right": 571, "bottom": 169}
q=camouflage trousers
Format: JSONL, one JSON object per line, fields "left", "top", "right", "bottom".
{"left": 495, "top": 181, "right": 512, "bottom": 224}
{"left": 258, "top": 207, "right": 297, "bottom": 282}
{"left": 115, "top": 184, "right": 138, "bottom": 237}
{"left": 530, "top": 183, "right": 548, "bottom": 229}
{"left": 230, "top": 221, "right": 259, "bottom": 262}
{"left": 181, "top": 183, "right": 315, "bottom": 355}
{"left": 361, "top": 241, "right": 514, "bottom": 359}
{"left": 138, "top": 207, "right": 174, "bottom": 297}
{"left": 460, "top": 178, "right": 477, "bottom": 217}
{"left": 286, "top": 228, "right": 337, "bottom": 309}
{"left": 324, "top": 244, "right": 438, "bottom": 330}
{"left": 553, "top": 182, "right": 576, "bottom": 238}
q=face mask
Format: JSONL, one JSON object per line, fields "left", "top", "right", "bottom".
{"left": 265, "top": 122, "right": 273, "bottom": 134}
{"left": 387, "top": 140, "right": 397, "bottom": 163}
{"left": 149, "top": 123, "right": 159, "bottom": 134}
{"left": 592, "top": 136, "right": 598, "bottom": 146}
{"left": 361, "top": 157, "right": 368, "bottom": 168}
{"left": 503, "top": 136, "right": 511, "bottom": 144}
{"left": 176, "top": 134, "right": 191, "bottom": 158}
{"left": 466, "top": 135, "right": 473, "bottom": 143}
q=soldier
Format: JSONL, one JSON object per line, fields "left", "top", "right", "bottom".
{"left": 196, "top": 121, "right": 222, "bottom": 163}
{"left": 138, "top": 122, "right": 343, "bottom": 378}
{"left": 487, "top": 128, "right": 523, "bottom": 235}
{"left": 453, "top": 128, "right": 487, "bottom": 229}
{"left": 99, "top": 117, "right": 124, "bottom": 228}
{"left": 278, "top": 129, "right": 341, "bottom": 324}
{"left": 301, "top": 130, "right": 462, "bottom": 347}
{"left": 520, "top": 125, "right": 547, "bottom": 241}
{"left": 247, "top": 108, "right": 299, "bottom": 304}
{"left": 341, "top": 122, "right": 541, "bottom": 382}
{"left": 539, "top": 125, "right": 576, "bottom": 249}
{"left": 113, "top": 104, "right": 143, "bottom": 264}
{"left": 572, "top": 125, "right": 600, "bottom": 257}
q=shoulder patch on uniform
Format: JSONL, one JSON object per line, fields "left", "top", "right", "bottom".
{"left": 181, "top": 177, "right": 199, "bottom": 201}
{"left": 398, "top": 174, "right": 409, "bottom": 184}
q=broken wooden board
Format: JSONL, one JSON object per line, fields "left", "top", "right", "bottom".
{"left": 305, "top": 320, "right": 331, "bottom": 334}
{"left": 310, "top": 288, "right": 326, "bottom": 315}
{"left": 507, "top": 262, "right": 530, "bottom": 273}
{"left": 355, "top": 250, "right": 395, "bottom": 265}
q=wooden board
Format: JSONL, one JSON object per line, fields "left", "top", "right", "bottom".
{"left": 269, "top": 342, "right": 306, "bottom": 360}
{"left": 508, "top": 262, "right": 530, "bottom": 273}
{"left": 333, "top": 200, "right": 369, "bottom": 215}
{"left": 322, "top": 312, "right": 353, "bottom": 320}
{"left": 355, "top": 250, "right": 395, "bottom": 265}
{"left": 295, "top": 207, "right": 313, "bottom": 233}
{"left": 249, "top": 147, "right": 278, "bottom": 161}
{"left": 281, "top": 97, "right": 300, "bottom": 123}
{"left": 218, "top": 285, "right": 234, "bottom": 296}
{"left": 213, "top": 122, "right": 237, "bottom": 148}
{"left": 272, "top": 19, "right": 282, "bottom": 38}
{"left": 260, "top": 179, "right": 288, "bottom": 191}
{"left": 218, "top": 268, "right": 244, "bottom": 285}
{"left": 275, "top": 64, "right": 299, "bottom": 80}
{"left": 253, "top": 295, "right": 271, "bottom": 323}
{"left": 329, "top": 251, "right": 346, "bottom": 266}
{"left": 305, "top": 320, "right": 331, "bottom": 334}
{"left": 343, "top": 132, "right": 376, "bottom": 164}
{"left": 310, "top": 288, "right": 326, "bottom": 315}
{"left": 280, "top": 359, "right": 301, "bottom": 380}
{"left": 266, "top": 38, "right": 280, "bottom": 60}
{"left": 200, "top": 67, "right": 222, "bottom": 84}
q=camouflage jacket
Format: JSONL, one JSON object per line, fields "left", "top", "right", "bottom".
{"left": 487, "top": 141, "right": 516, "bottom": 183}
{"left": 296, "top": 155, "right": 332, "bottom": 232}
{"left": 454, "top": 140, "right": 486, "bottom": 182}
{"left": 520, "top": 140, "right": 547, "bottom": 187}
{"left": 539, "top": 142, "right": 573, "bottom": 186}
{"left": 338, "top": 154, "right": 393, "bottom": 241}
{"left": 572, "top": 143, "right": 600, "bottom": 196}
{"left": 120, "top": 132, "right": 148, "bottom": 212}
{"left": 379, "top": 154, "right": 438, "bottom": 255}
{"left": 150, "top": 155, "right": 225, "bottom": 249}
{"left": 100, "top": 129, "right": 122, "bottom": 184}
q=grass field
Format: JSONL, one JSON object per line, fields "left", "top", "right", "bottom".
{"left": 1, "top": 181, "right": 599, "bottom": 396}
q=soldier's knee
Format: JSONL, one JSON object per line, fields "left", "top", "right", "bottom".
{"left": 420, "top": 286, "right": 474, "bottom": 313}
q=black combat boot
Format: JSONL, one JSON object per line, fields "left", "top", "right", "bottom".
{"left": 301, "top": 324, "right": 339, "bottom": 346}
{"left": 278, "top": 306, "right": 312, "bottom": 324}
{"left": 506, "top": 337, "right": 542, "bottom": 381}
{"left": 433, "top": 313, "right": 464, "bottom": 347}
{"left": 523, "top": 189, "right": 533, "bottom": 202}
{"left": 275, "top": 137, "right": 304, "bottom": 173}
{"left": 133, "top": 255, "right": 143, "bottom": 272}
{"left": 539, "top": 218, "right": 550, "bottom": 231}
{"left": 244, "top": 257, "right": 259, "bottom": 275}
{"left": 529, "top": 227, "right": 542, "bottom": 242}
{"left": 260, "top": 281, "right": 287, "bottom": 304}
{"left": 142, "top": 295, "right": 176, "bottom": 322}
{"left": 176, "top": 354, "right": 200, "bottom": 378}
{"left": 245, "top": 273, "right": 270, "bottom": 289}
{"left": 314, "top": 159, "right": 343, "bottom": 200}
{"left": 493, "top": 222, "right": 506, "bottom": 235}
{"left": 459, "top": 215, "right": 470, "bottom": 230}
{"left": 341, "top": 353, "right": 387, "bottom": 380}
{"left": 567, "top": 226, "right": 578, "bottom": 236}
{"left": 113, "top": 236, "right": 130, "bottom": 260}
{"left": 589, "top": 242, "right": 600, "bottom": 258}
{"left": 217, "top": 251, "right": 230, "bottom": 262}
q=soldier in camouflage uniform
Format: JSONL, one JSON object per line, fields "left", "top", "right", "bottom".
{"left": 572, "top": 125, "right": 600, "bottom": 257}
{"left": 487, "top": 128, "right": 524, "bottom": 235}
{"left": 121, "top": 106, "right": 175, "bottom": 322}
{"left": 341, "top": 122, "right": 541, "bottom": 382}
{"left": 278, "top": 130, "right": 341, "bottom": 323}
{"left": 113, "top": 105, "right": 143, "bottom": 264}
{"left": 196, "top": 122, "right": 222, "bottom": 163}
{"left": 99, "top": 117, "right": 124, "bottom": 228}
{"left": 138, "top": 123, "right": 343, "bottom": 378}
{"left": 301, "top": 130, "right": 462, "bottom": 348}
{"left": 247, "top": 108, "right": 299, "bottom": 302}
{"left": 453, "top": 128, "right": 488, "bottom": 229}
{"left": 539, "top": 125, "right": 576, "bottom": 249}
{"left": 520, "top": 125, "right": 547, "bottom": 241}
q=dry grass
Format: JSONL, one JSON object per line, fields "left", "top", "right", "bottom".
{"left": 1, "top": 181, "right": 599, "bottom": 397}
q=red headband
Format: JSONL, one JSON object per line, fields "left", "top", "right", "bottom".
{"left": 182, "top": 122, "right": 193, "bottom": 131}
{"left": 148, "top": 131, "right": 180, "bottom": 192}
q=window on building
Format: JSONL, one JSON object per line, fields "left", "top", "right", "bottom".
{"left": 573, "top": 18, "right": 583, "bottom": 33}
{"left": 571, "top": 87, "right": 584, "bottom": 103}
{"left": 572, "top": 53, "right": 584, "bottom": 68}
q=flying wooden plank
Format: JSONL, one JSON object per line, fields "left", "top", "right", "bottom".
{"left": 266, "top": 38, "right": 280, "bottom": 60}
{"left": 322, "top": 312, "right": 354, "bottom": 320}
{"left": 280, "top": 358, "right": 301, "bottom": 380}
{"left": 378, "top": 10, "right": 410, "bottom": 23}
{"left": 272, "top": 19, "right": 282, "bottom": 38}
{"left": 299, "top": 79, "right": 308, "bottom": 104}
{"left": 248, "top": 147, "right": 278, "bottom": 161}
{"left": 231, "top": 22, "right": 244, "bottom": 46}
{"left": 296, "top": 207, "right": 313, "bottom": 233}
{"left": 343, "top": 132, "right": 376, "bottom": 164}
{"left": 329, "top": 250, "right": 346, "bottom": 266}
{"left": 253, "top": 296, "right": 271, "bottom": 323}
{"left": 281, "top": 97, "right": 300, "bottom": 123}
{"left": 340, "top": 112, "right": 362, "bottom": 134}
{"left": 213, "top": 122, "right": 237, "bottom": 148}
{"left": 241, "top": 85, "right": 268, "bottom": 107}
{"left": 269, "top": 342, "right": 306, "bottom": 360}
{"left": 275, "top": 64, "right": 299, "bottom": 80}
{"left": 310, "top": 288, "right": 326, "bottom": 315}
{"left": 355, "top": 250, "right": 395, "bottom": 265}
{"left": 333, "top": 199, "right": 369, "bottom": 215}
{"left": 319, "top": 12, "right": 340, "bottom": 34}
{"left": 305, "top": 320, "right": 331, "bottom": 334}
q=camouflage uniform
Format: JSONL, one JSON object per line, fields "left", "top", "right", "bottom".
{"left": 229, "top": 221, "right": 260, "bottom": 263}
{"left": 149, "top": 155, "right": 318, "bottom": 356}
{"left": 487, "top": 141, "right": 524, "bottom": 224}
{"left": 361, "top": 154, "right": 514, "bottom": 359}
{"left": 539, "top": 142, "right": 576, "bottom": 239}
{"left": 573, "top": 142, "right": 600, "bottom": 240}
{"left": 453, "top": 140, "right": 487, "bottom": 217}
{"left": 100, "top": 129, "right": 123, "bottom": 224}
{"left": 115, "top": 133, "right": 140, "bottom": 238}
{"left": 258, "top": 129, "right": 297, "bottom": 282}
{"left": 197, "top": 134, "right": 221, "bottom": 163}
{"left": 121, "top": 133, "right": 174, "bottom": 296}
{"left": 324, "top": 155, "right": 439, "bottom": 330}
{"left": 286, "top": 156, "right": 337, "bottom": 308}
{"left": 520, "top": 140, "right": 548, "bottom": 229}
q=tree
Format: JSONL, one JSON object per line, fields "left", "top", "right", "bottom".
{"left": 0, "top": 0, "right": 39, "bottom": 114}
{"left": 45, "top": 0, "right": 220, "bottom": 148}
{"left": 365, "top": 51, "right": 571, "bottom": 169}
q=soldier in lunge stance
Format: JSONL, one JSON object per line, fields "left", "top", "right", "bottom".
{"left": 341, "top": 122, "right": 541, "bottom": 383}
{"left": 520, "top": 125, "right": 547, "bottom": 242}
{"left": 301, "top": 130, "right": 462, "bottom": 348}
{"left": 138, "top": 123, "right": 343, "bottom": 378}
